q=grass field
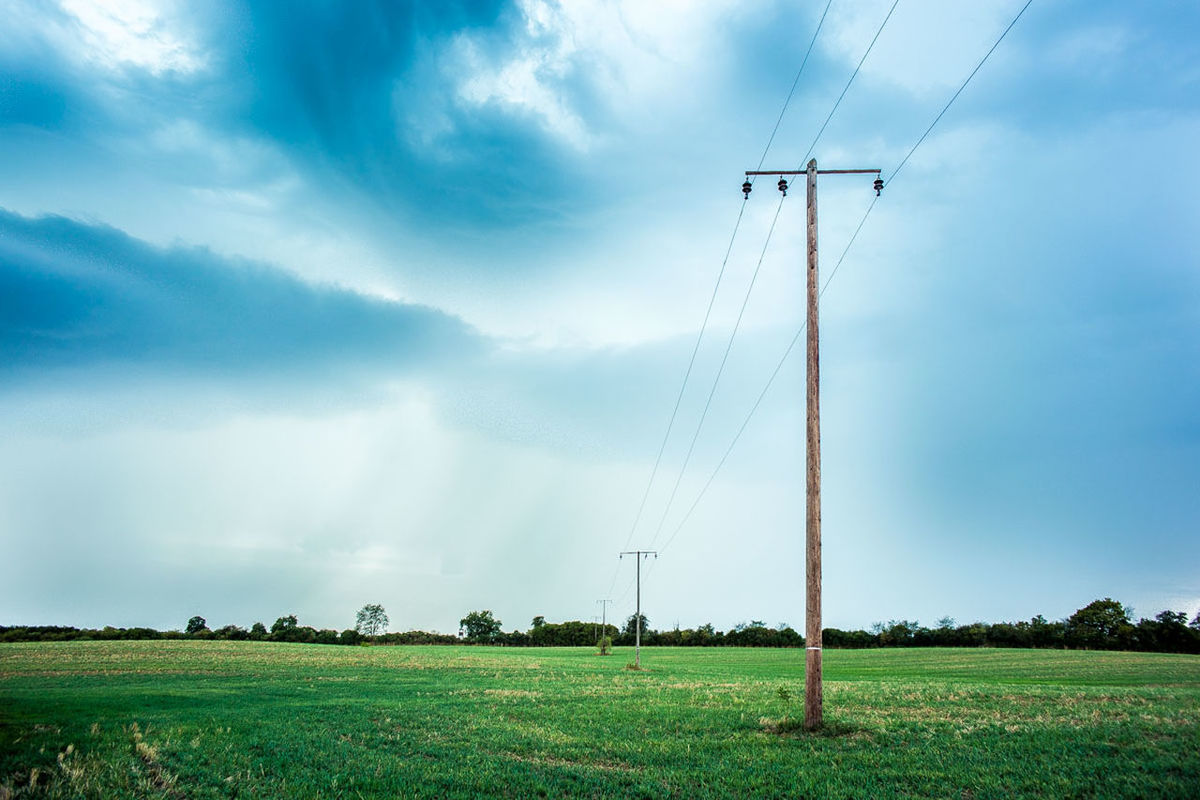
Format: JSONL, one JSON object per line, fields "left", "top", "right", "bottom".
{"left": 2, "top": 642, "right": 1198, "bottom": 798}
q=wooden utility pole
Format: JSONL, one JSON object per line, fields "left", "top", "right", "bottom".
{"left": 743, "top": 160, "right": 882, "bottom": 730}
{"left": 619, "top": 551, "right": 657, "bottom": 668}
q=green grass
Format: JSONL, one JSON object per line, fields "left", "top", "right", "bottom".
{"left": 2, "top": 643, "right": 1198, "bottom": 798}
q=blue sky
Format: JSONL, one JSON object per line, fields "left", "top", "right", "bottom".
{"left": 1, "top": 0, "right": 1197, "bottom": 634}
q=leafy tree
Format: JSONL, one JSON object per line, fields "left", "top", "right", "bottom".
{"left": 879, "top": 620, "right": 920, "bottom": 646}
{"left": 937, "top": 616, "right": 956, "bottom": 630}
{"left": 249, "top": 622, "right": 268, "bottom": 640}
{"left": 215, "top": 624, "right": 247, "bottom": 640}
{"left": 271, "top": 615, "right": 298, "bottom": 635}
{"left": 1135, "top": 610, "right": 1197, "bottom": 654}
{"left": 1156, "top": 610, "right": 1187, "bottom": 626}
{"left": 185, "top": 616, "right": 208, "bottom": 635}
{"left": 597, "top": 635, "right": 612, "bottom": 656}
{"left": 623, "top": 614, "right": 649, "bottom": 637}
{"left": 1066, "top": 598, "right": 1131, "bottom": 649}
{"left": 696, "top": 623, "right": 717, "bottom": 642}
{"left": 355, "top": 604, "right": 389, "bottom": 637}
{"left": 531, "top": 616, "right": 546, "bottom": 629}
{"left": 459, "top": 610, "right": 502, "bottom": 643}
{"left": 1191, "top": 611, "right": 1200, "bottom": 631}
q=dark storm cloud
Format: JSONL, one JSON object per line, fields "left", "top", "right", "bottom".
{"left": 0, "top": 209, "right": 481, "bottom": 377}
{"left": 204, "top": 0, "right": 579, "bottom": 229}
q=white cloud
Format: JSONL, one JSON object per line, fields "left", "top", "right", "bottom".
{"left": 454, "top": 34, "right": 594, "bottom": 150}
{"left": 58, "top": 0, "right": 205, "bottom": 75}
{"left": 442, "top": 0, "right": 747, "bottom": 150}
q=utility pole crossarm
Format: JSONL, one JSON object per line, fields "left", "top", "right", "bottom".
{"left": 745, "top": 169, "right": 880, "bottom": 176}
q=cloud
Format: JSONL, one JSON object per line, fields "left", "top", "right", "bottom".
{"left": 433, "top": 0, "right": 749, "bottom": 151}
{"left": 0, "top": 207, "right": 782, "bottom": 465}
{"left": 0, "top": 209, "right": 482, "bottom": 378}
{"left": 58, "top": 0, "right": 206, "bottom": 75}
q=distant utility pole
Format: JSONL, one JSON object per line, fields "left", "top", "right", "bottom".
{"left": 742, "top": 160, "right": 882, "bottom": 731}
{"left": 597, "top": 598, "right": 613, "bottom": 647}
{"left": 619, "top": 550, "right": 657, "bottom": 668}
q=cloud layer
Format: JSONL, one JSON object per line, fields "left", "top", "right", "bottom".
{"left": 0, "top": 210, "right": 480, "bottom": 376}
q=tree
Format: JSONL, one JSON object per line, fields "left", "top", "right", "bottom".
{"left": 355, "top": 604, "right": 389, "bottom": 637}
{"left": 271, "top": 615, "right": 298, "bottom": 635}
{"left": 1066, "top": 598, "right": 1131, "bottom": 649}
{"left": 249, "top": 622, "right": 268, "bottom": 640}
{"left": 185, "top": 616, "right": 208, "bottom": 635}
{"left": 531, "top": 616, "right": 546, "bottom": 629}
{"left": 459, "top": 610, "right": 502, "bottom": 643}
{"left": 623, "top": 614, "right": 649, "bottom": 637}
{"left": 215, "top": 624, "right": 247, "bottom": 640}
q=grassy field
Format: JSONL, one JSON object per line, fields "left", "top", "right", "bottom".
{"left": 2, "top": 643, "right": 1198, "bottom": 798}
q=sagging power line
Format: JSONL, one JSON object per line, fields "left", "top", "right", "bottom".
{"left": 639, "top": 0, "right": 904, "bottom": 552}
{"left": 605, "top": 0, "right": 838, "bottom": 598}
{"left": 654, "top": 0, "right": 1038, "bottom": 555}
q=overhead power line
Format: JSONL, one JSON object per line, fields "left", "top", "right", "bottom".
{"left": 646, "top": 196, "right": 787, "bottom": 549}
{"left": 607, "top": 1, "right": 837, "bottom": 597}
{"left": 657, "top": 193, "right": 875, "bottom": 557}
{"left": 757, "top": 0, "right": 834, "bottom": 172}
{"left": 801, "top": 0, "right": 901, "bottom": 166}
{"left": 643, "top": 0, "right": 904, "bottom": 551}
{"left": 616, "top": 201, "right": 747, "bottom": 555}
{"left": 889, "top": 0, "right": 1035, "bottom": 184}
{"left": 656, "top": 0, "right": 1037, "bottom": 554}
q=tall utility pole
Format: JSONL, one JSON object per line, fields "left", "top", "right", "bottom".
{"left": 619, "top": 550, "right": 657, "bottom": 668}
{"left": 597, "top": 598, "right": 613, "bottom": 647}
{"left": 742, "top": 160, "right": 882, "bottom": 731}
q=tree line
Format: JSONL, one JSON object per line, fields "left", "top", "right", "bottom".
{"left": 3, "top": 598, "right": 1198, "bottom": 654}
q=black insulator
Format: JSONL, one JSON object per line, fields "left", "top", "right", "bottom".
{"left": 778, "top": 177, "right": 788, "bottom": 196}
{"left": 742, "top": 179, "right": 752, "bottom": 199}
{"left": 874, "top": 178, "right": 884, "bottom": 196}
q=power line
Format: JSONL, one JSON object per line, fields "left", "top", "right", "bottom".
{"left": 889, "top": 0, "right": 1035, "bottom": 184}
{"left": 756, "top": 0, "right": 834, "bottom": 172}
{"left": 646, "top": 196, "right": 787, "bottom": 549}
{"left": 606, "top": 197, "right": 748, "bottom": 604}
{"left": 614, "top": 201, "right": 747, "bottom": 555}
{"left": 801, "top": 0, "right": 901, "bottom": 166}
{"left": 642, "top": 5, "right": 904, "bottom": 549}
{"left": 657, "top": 196, "right": 872, "bottom": 556}
{"left": 655, "top": 0, "right": 1036, "bottom": 555}
{"left": 606, "top": 1, "right": 836, "bottom": 595}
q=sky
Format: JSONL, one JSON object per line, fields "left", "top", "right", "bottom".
{"left": 1, "top": 0, "right": 1197, "bottom": 636}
